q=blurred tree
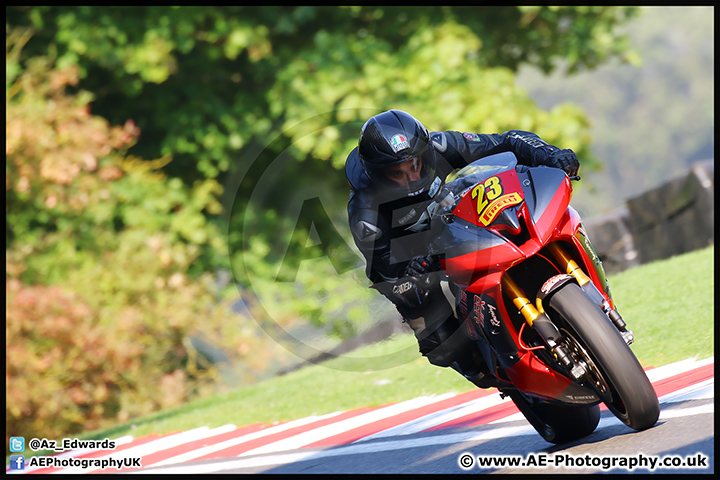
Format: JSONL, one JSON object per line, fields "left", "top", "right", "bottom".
{"left": 6, "top": 32, "right": 280, "bottom": 441}
{"left": 6, "top": 6, "right": 639, "bottom": 195}
{"left": 6, "top": 6, "right": 641, "bottom": 341}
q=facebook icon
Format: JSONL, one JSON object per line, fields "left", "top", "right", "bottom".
{"left": 9, "top": 455, "right": 25, "bottom": 471}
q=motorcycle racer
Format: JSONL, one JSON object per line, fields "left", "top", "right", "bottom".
{"left": 345, "top": 109, "right": 580, "bottom": 388}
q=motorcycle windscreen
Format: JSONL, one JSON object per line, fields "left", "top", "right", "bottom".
{"left": 435, "top": 158, "right": 526, "bottom": 284}
{"left": 518, "top": 166, "right": 573, "bottom": 244}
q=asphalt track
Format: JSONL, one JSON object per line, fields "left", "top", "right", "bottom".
{"left": 8, "top": 356, "right": 714, "bottom": 474}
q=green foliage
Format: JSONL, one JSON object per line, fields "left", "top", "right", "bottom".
{"left": 509, "top": 6, "right": 641, "bottom": 74}
{"left": 5, "top": 34, "right": 272, "bottom": 443}
{"left": 5, "top": 7, "right": 643, "bottom": 441}
{"left": 6, "top": 6, "right": 638, "bottom": 185}
{"left": 7, "top": 283, "right": 131, "bottom": 438}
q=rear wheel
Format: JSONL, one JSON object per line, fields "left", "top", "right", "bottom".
{"left": 507, "top": 390, "right": 600, "bottom": 444}
{"left": 548, "top": 283, "right": 660, "bottom": 430}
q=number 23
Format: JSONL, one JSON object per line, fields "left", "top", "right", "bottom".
{"left": 471, "top": 177, "right": 502, "bottom": 215}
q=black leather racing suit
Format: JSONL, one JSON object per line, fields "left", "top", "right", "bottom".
{"left": 345, "top": 129, "right": 571, "bottom": 374}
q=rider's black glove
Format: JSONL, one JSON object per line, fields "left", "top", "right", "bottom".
{"left": 391, "top": 278, "right": 429, "bottom": 319}
{"left": 544, "top": 148, "right": 580, "bottom": 177}
{"left": 389, "top": 255, "right": 440, "bottom": 319}
{"left": 404, "top": 255, "right": 440, "bottom": 277}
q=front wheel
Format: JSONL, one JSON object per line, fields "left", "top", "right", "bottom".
{"left": 548, "top": 283, "right": 660, "bottom": 430}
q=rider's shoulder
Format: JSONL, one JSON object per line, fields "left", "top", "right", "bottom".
{"left": 429, "top": 131, "right": 450, "bottom": 153}
{"left": 429, "top": 130, "right": 481, "bottom": 152}
{"left": 345, "top": 147, "right": 372, "bottom": 192}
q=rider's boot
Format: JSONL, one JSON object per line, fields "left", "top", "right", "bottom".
{"left": 451, "top": 343, "right": 499, "bottom": 389}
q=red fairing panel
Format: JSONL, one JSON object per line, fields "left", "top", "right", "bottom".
{"left": 532, "top": 175, "right": 573, "bottom": 245}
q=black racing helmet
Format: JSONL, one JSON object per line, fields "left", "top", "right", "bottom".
{"left": 358, "top": 110, "right": 436, "bottom": 196}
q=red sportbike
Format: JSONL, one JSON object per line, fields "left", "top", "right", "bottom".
{"left": 426, "top": 152, "right": 660, "bottom": 444}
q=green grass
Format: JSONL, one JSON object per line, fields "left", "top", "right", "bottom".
{"left": 64, "top": 245, "right": 718, "bottom": 443}
{"left": 606, "top": 244, "right": 714, "bottom": 366}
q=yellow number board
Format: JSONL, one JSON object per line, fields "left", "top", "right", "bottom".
{"left": 471, "top": 176, "right": 523, "bottom": 226}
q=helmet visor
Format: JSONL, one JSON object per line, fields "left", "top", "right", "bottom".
{"left": 369, "top": 156, "right": 437, "bottom": 197}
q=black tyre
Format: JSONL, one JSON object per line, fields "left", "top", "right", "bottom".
{"left": 548, "top": 283, "right": 660, "bottom": 430}
{"left": 507, "top": 390, "right": 601, "bottom": 444}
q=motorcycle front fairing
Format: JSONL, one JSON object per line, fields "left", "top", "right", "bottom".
{"left": 432, "top": 152, "right": 600, "bottom": 404}
{"left": 435, "top": 154, "right": 572, "bottom": 284}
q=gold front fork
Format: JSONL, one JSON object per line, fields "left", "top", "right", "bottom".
{"left": 502, "top": 242, "right": 590, "bottom": 327}
{"left": 502, "top": 270, "right": 587, "bottom": 378}
{"left": 547, "top": 243, "right": 591, "bottom": 286}
{"left": 502, "top": 273, "right": 580, "bottom": 373}
{"left": 501, "top": 275, "right": 541, "bottom": 327}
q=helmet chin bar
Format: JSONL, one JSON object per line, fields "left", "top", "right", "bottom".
{"left": 406, "top": 180, "right": 428, "bottom": 196}
{"left": 369, "top": 162, "right": 437, "bottom": 199}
